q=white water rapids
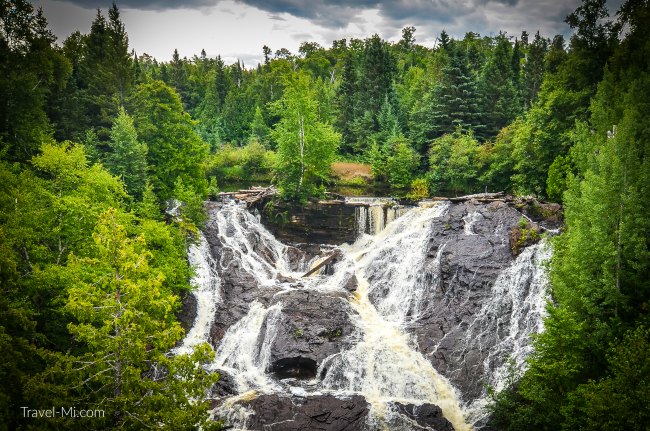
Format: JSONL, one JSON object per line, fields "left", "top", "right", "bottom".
{"left": 177, "top": 200, "right": 551, "bottom": 430}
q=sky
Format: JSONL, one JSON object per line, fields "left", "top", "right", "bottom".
{"left": 32, "top": 0, "right": 599, "bottom": 65}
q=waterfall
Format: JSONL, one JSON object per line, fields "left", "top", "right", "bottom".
{"left": 347, "top": 197, "right": 409, "bottom": 236}
{"left": 180, "top": 199, "right": 551, "bottom": 430}
{"left": 210, "top": 302, "right": 284, "bottom": 393}
{"left": 319, "top": 203, "right": 472, "bottom": 431}
{"left": 174, "top": 233, "right": 221, "bottom": 355}
{"left": 462, "top": 241, "right": 551, "bottom": 424}
{"left": 213, "top": 201, "right": 304, "bottom": 286}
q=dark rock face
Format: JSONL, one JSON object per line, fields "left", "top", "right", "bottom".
{"left": 257, "top": 201, "right": 357, "bottom": 246}
{"left": 388, "top": 402, "right": 456, "bottom": 431}
{"left": 185, "top": 197, "right": 557, "bottom": 429}
{"left": 201, "top": 202, "right": 357, "bottom": 375}
{"left": 203, "top": 201, "right": 293, "bottom": 346}
{"left": 209, "top": 369, "right": 237, "bottom": 397}
{"left": 235, "top": 394, "right": 369, "bottom": 431}
{"left": 176, "top": 290, "right": 197, "bottom": 334}
{"left": 388, "top": 199, "right": 548, "bottom": 401}
{"left": 265, "top": 289, "right": 357, "bottom": 379}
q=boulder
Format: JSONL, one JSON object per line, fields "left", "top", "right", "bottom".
{"left": 263, "top": 290, "right": 357, "bottom": 380}
{"left": 235, "top": 394, "right": 369, "bottom": 431}
{"left": 387, "top": 402, "right": 456, "bottom": 431}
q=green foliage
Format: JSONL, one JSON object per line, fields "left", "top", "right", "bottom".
{"left": 429, "top": 46, "right": 485, "bottom": 139}
{"left": 428, "top": 128, "right": 482, "bottom": 193}
{"left": 206, "top": 141, "right": 276, "bottom": 182}
{"left": 128, "top": 80, "right": 208, "bottom": 201}
{"left": 137, "top": 180, "right": 161, "bottom": 220}
{"left": 173, "top": 176, "right": 207, "bottom": 227}
{"left": 27, "top": 208, "right": 218, "bottom": 430}
{"left": 0, "top": 0, "right": 70, "bottom": 161}
{"left": 385, "top": 137, "right": 420, "bottom": 189}
{"left": 480, "top": 118, "right": 521, "bottom": 192}
{"left": 546, "top": 154, "right": 572, "bottom": 202}
{"left": 407, "top": 177, "right": 430, "bottom": 200}
{"left": 271, "top": 72, "right": 340, "bottom": 199}
{"left": 479, "top": 33, "right": 522, "bottom": 138}
{"left": 250, "top": 105, "right": 271, "bottom": 146}
{"left": 490, "top": 3, "right": 650, "bottom": 428}
{"left": 510, "top": 219, "right": 541, "bottom": 255}
{"left": 107, "top": 106, "right": 148, "bottom": 199}
{"left": 562, "top": 326, "right": 650, "bottom": 431}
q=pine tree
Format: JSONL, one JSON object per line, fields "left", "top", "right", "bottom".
{"left": 430, "top": 46, "right": 484, "bottom": 139}
{"left": 107, "top": 107, "right": 148, "bottom": 199}
{"left": 522, "top": 31, "right": 548, "bottom": 107}
{"left": 479, "top": 34, "right": 521, "bottom": 139}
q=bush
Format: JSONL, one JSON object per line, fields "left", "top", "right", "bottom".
{"left": 206, "top": 141, "right": 276, "bottom": 182}
{"left": 428, "top": 128, "right": 481, "bottom": 193}
{"left": 407, "top": 177, "right": 429, "bottom": 200}
{"left": 385, "top": 137, "right": 420, "bottom": 189}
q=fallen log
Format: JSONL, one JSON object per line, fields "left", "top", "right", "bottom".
{"left": 429, "top": 192, "right": 509, "bottom": 203}
{"left": 219, "top": 186, "right": 278, "bottom": 206}
{"left": 302, "top": 250, "right": 342, "bottom": 277}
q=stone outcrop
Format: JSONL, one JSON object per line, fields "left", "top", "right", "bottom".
{"left": 387, "top": 402, "right": 456, "bottom": 431}
{"left": 226, "top": 395, "right": 455, "bottom": 431}
{"left": 188, "top": 196, "right": 559, "bottom": 429}
{"left": 235, "top": 394, "right": 369, "bottom": 431}
{"left": 256, "top": 200, "right": 357, "bottom": 246}
{"left": 264, "top": 289, "right": 357, "bottom": 380}
{"left": 385, "top": 199, "right": 552, "bottom": 401}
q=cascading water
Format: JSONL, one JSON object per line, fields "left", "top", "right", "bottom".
{"left": 212, "top": 201, "right": 305, "bottom": 287}
{"left": 318, "top": 203, "right": 471, "bottom": 431}
{"left": 210, "top": 301, "right": 284, "bottom": 393}
{"left": 174, "top": 233, "right": 221, "bottom": 355}
{"left": 460, "top": 241, "right": 551, "bottom": 424}
{"left": 180, "top": 198, "right": 552, "bottom": 430}
{"left": 347, "top": 197, "right": 409, "bottom": 236}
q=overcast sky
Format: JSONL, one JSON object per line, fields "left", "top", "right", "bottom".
{"left": 31, "top": 0, "right": 611, "bottom": 65}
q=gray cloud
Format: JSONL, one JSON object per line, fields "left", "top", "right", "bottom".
{"left": 59, "top": 0, "right": 583, "bottom": 37}
{"left": 62, "top": 0, "right": 214, "bottom": 9}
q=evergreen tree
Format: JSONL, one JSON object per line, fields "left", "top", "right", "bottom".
{"left": 430, "top": 46, "right": 484, "bottom": 139}
{"left": 522, "top": 31, "right": 549, "bottom": 108}
{"left": 479, "top": 34, "right": 521, "bottom": 139}
{"left": 349, "top": 35, "right": 396, "bottom": 151}
{"left": 0, "top": 0, "right": 70, "bottom": 161}
{"left": 107, "top": 106, "right": 148, "bottom": 199}
{"left": 336, "top": 54, "right": 358, "bottom": 152}
{"left": 169, "top": 48, "right": 190, "bottom": 108}
{"left": 79, "top": 5, "right": 133, "bottom": 141}
{"left": 39, "top": 208, "right": 218, "bottom": 430}
{"left": 249, "top": 105, "right": 270, "bottom": 146}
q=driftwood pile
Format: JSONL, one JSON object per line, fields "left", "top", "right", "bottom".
{"left": 218, "top": 186, "right": 277, "bottom": 206}
{"left": 429, "top": 192, "right": 510, "bottom": 203}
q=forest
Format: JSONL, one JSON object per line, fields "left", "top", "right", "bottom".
{"left": 0, "top": 0, "right": 648, "bottom": 429}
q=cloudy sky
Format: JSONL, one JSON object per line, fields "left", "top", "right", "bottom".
{"left": 32, "top": 0, "right": 604, "bottom": 65}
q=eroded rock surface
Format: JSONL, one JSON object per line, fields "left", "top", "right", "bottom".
{"left": 265, "top": 289, "right": 357, "bottom": 379}
{"left": 237, "top": 394, "right": 369, "bottom": 431}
